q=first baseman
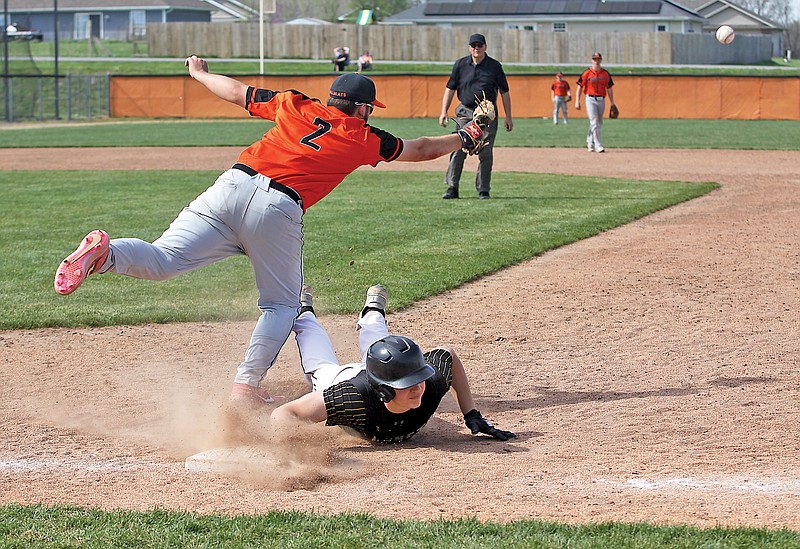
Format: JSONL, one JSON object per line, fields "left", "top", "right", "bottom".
{"left": 271, "top": 284, "right": 516, "bottom": 443}
{"left": 54, "top": 56, "right": 489, "bottom": 405}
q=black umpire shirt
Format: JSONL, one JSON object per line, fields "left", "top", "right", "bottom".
{"left": 446, "top": 54, "right": 510, "bottom": 109}
{"left": 323, "top": 348, "right": 454, "bottom": 443}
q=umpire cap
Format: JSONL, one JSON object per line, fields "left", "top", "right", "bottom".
{"left": 366, "top": 335, "right": 435, "bottom": 390}
{"left": 329, "top": 73, "right": 386, "bottom": 108}
{"left": 469, "top": 33, "right": 486, "bottom": 46}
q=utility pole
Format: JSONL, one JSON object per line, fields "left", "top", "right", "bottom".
{"left": 54, "top": 0, "right": 59, "bottom": 119}
{"left": 4, "top": 0, "right": 10, "bottom": 122}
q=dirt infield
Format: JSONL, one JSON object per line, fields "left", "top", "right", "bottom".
{"left": 1, "top": 148, "right": 798, "bottom": 529}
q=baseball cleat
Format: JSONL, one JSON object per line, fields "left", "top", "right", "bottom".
{"left": 362, "top": 284, "right": 388, "bottom": 315}
{"left": 54, "top": 230, "right": 109, "bottom": 295}
{"left": 595, "top": 145, "right": 606, "bottom": 153}
{"left": 229, "top": 382, "right": 275, "bottom": 404}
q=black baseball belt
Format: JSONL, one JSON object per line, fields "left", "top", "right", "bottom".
{"left": 231, "top": 163, "right": 302, "bottom": 207}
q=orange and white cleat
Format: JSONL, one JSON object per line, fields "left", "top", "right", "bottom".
{"left": 54, "top": 230, "right": 110, "bottom": 295}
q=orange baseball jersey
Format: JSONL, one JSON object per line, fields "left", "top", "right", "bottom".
{"left": 237, "top": 88, "right": 404, "bottom": 210}
{"left": 551, "top": 80, "right": 570, "bottom": 96}
{"left": 576, "top": 68, "right": 614, "bottom": 97}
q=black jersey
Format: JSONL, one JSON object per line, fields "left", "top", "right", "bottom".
{"left": 323, "top": 348, "right": 453, "bottom": 443}
{"left": 445, "top": 54, "right": 509, "bottom": 109}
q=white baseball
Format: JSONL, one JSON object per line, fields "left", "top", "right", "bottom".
{"left": 716, "top": 25, "right": 735, "bottom": 45}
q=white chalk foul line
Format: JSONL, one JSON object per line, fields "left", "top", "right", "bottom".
{"left": 0, "top": 456, "right": 174, "bottom": 473}
{"left": 596, "top": 476, "right": 800, "bottom": 494}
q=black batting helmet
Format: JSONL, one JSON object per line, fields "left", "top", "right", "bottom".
{"left": 366, "top": 335, "right": 435, "bottom": 401}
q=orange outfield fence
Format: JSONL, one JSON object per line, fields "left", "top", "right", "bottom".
{"left": 111, "top": 74, "right": 800, "bottom": 121}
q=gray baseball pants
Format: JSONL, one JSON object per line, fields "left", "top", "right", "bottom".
{"left": 101, "top": 167, "right": 304, "bottom": 387}
{"left": 445, "top": 103, "right": 499, "bottom": 195}
{"left": 585, "top": 96, "right": 605, "bottom": 150}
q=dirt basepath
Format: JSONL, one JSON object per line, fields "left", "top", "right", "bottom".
{"left": 1, "top": 148, "right": 798, "bottom": 528}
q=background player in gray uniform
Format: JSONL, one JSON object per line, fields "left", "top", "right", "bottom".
{"left": 271, "top": 284, "right": 516, "bottom": 443}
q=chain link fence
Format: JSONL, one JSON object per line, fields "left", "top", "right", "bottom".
{"left": 2, "top": 37, "right": 110, "bottom": 122}
{"left": 2, "top": 74, "right": 110, "bottom": 122}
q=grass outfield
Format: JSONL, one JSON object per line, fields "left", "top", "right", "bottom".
{"left": 1, "top": 118, "right": 799, "bottom": 150}
{"left": 2, "top": 505, "right": 799, "bottom": 548}
{"left": 0, "top": 170, "right": 716, "bottom": 329}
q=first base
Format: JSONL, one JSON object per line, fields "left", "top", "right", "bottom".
{"left": 185, "top": 446, "right": 271, "bottom": 473}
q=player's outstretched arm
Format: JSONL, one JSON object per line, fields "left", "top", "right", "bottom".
{"left": 271, "top": 391, "right": 328, "bottom": 425}
{"left": 185, "top": 55, "right": 247, "bottom": 108}
{"left": 447, "top": 347, "right": 516, "bottom": 441}
{"left": 396, "top": 134, "right": 462, "bottom": 162}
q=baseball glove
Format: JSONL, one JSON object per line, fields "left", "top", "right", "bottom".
{"left": 565, "top": 96, "right": 572, "bottom": 102}
{"left": 609, "top": 104, "right": 619, "bottom": 119}
{"left": 457, "top": 120, "right": 486, "bottom": 155}
{"left": 472, "top": 92, "right": 496, "bottom": 129}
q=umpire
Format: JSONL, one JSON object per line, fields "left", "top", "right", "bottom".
{"left": 439, "top": 33, "right": 513, "bottom": 200}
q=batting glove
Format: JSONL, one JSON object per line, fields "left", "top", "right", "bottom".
{"left": 464, "top": 409, "right": 516, "bottom": 441}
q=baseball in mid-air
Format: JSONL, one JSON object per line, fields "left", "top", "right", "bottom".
{"left": 716, "top": 25, "right": 735, "bottom": 45}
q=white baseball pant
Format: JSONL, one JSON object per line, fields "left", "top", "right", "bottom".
{"left": 293, "top": 310, "right": 389, "bottom": 392}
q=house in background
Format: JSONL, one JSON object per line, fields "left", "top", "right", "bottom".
{"left": 693, "top": 0, "right": 784, "bottom": 56}
{"left": 383, "top": 0, "right": 706, "bottom": 34}
{"left": 2, "top": 0, "right": 213, "bottom": 41}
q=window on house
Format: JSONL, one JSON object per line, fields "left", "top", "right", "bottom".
{"left": 656, "top": 23, "right": 669, "bottom": 32}
{"left": 130, "top": 10, "right": 146, "bottom": 40}
{"left": 553, "top": 22, "right": 567, "bottom": 32}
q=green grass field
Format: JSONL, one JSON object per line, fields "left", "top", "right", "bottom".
{"left": 0, "top": 170, "right": 716, "bottom": 329}
{"left": 2, "top": 505, "right": 799, "bottom": 548}
{"left": 1, "top": 115, "right": 797, "bottom": 543}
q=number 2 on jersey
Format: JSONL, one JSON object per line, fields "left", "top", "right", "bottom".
{"left": 300, "top": 118, "right": 332, "bottom": 151}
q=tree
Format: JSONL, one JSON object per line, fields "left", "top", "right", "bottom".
{"left": 737, "top": 0, "right": 794, "bottom": 25}
{"left": 785, "top": 19, "right": 799, "bottom": 58}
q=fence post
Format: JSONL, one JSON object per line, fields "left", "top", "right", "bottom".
{"left": 66, "top": 74, "right": 71, "bottom": 121}
{"left": 6, "top": 78, "right": 12, "bottom": 122}
{"left": 38, "top": 77, "right": 43, "bottom": 120}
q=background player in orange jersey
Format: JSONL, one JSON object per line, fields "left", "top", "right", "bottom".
{"left": 575, "top": 52, "right": 616, "bottom": 153}
{"left": 54, "top": 56, "right": 487, "bottom": 408}
{"left": 551, "top": 72, "right": 571, "bottom": 125}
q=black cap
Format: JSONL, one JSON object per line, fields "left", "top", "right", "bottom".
{"left": 469, "top": 33, "right": 486, "bottom": 46}
{"left": 592, "top": 52, "right": 603, "bottom": 60}
{"left": 329, "top": 73, "right": 386, "bottom": 108}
